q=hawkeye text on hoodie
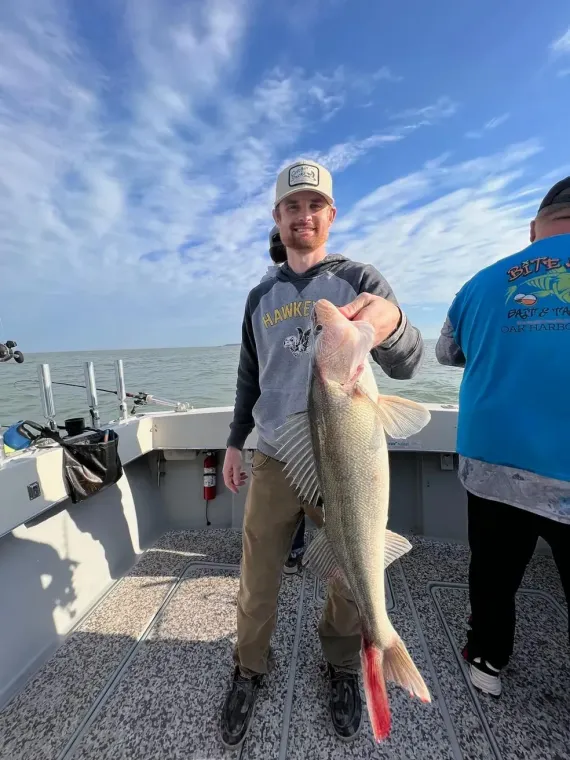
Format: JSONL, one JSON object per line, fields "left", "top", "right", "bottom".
{"left": 227, "top": 254, "right": 424, "bottom": 459}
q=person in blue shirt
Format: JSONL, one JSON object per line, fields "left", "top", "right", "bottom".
{"left": 436, "top": 177, "right": 570, "bottom": 698}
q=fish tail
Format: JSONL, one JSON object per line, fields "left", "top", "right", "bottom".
{"left": 361, "top": 640, "right": 391, "bottom": 742}
{"left": 383, "top": 635, "right": 431, "bottom": 703}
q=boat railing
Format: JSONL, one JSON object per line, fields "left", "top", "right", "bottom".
{"left": 0, "top": 358, "right": 192, "bottom": 467}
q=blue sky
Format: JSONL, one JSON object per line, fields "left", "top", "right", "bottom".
{"left": 1, "top": 0, "right": 570, "bottom": 351}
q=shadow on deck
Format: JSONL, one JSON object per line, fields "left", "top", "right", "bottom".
{"left": 1, "top": 530, "right": 568, "bottom": 760}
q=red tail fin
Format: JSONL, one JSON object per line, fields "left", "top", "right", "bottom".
{"left": 361, "top": 640, "right": 391, "bottom": 742}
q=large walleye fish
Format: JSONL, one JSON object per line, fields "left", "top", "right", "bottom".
{"left": 276, "top": 299, "right": 432, "bottom": 742}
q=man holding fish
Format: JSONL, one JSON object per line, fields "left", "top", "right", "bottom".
{"left": 220, "top": 159, "right": 432, "bottom": 748}
{"left": 436, "top": 176, "right": 570, "bottom": 698}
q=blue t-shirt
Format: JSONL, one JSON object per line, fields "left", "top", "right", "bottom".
{"left": 448, "top": 234, "right": 570, "bottom": 482}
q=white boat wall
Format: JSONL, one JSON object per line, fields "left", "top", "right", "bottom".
{"left": 0, "top": 361, "right": 568, "bottom": 760}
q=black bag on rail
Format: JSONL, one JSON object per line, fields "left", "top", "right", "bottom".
{"left": 21, "top": 421, "right": 123, "bottom": 504}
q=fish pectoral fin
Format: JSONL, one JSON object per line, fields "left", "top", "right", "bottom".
{"left": 302, "top": 528, "right": 350, "bottom": 590}
{"left": 356, "top": 386, "right": 431, "bottom": 439}
{"left": 384, "top": 530, "right": 412, "bottom": 567}
{"left": 274, "top": 410, "right": 322, "bottom": 508}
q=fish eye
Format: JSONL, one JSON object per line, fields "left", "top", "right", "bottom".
{"left": 314, "top": 324, "right": 323, "bottom": 334}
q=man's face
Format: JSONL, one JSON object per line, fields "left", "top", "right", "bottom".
{"left": 530, "top": 205, "right": 570, "bottom": 242}
{"left": 273, "top": 190, "right": 336, "bottom": 252}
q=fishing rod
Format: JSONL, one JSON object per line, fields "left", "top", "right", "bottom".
{"left": 51, "top": 380, "right": 136, "bottom": 398}
{"left": 50, "top": 380, "right": 190, "bottom": 413}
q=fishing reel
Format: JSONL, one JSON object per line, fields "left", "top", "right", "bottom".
{"left": 130, "top": 391, "right": 149, "bottom": 414}
{"left": 129, "top": 391, "right": 190, "bottom": 414}
{"left": 0, "top": 340, "right": 24, "bottom": 364}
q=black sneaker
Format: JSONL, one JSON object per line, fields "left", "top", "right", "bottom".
{"left": 219, "top": 667, "right": 263, "bottom": 748}
{"left": 327, "top": 663, "right": 362, "bottom": 741}
{"left": 283, "top": 552, "right": 303, "bottom": 575}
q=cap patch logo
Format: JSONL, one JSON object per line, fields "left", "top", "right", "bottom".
{"left": 289, "top": 164, "right": 319, "bottom": 188}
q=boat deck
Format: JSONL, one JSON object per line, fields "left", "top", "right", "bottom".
{"left": 1, "top": 529, "right": 569, "bottom": 760}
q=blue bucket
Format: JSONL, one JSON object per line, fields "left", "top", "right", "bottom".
{"left": 3, "top": 421, "right": 34, "bottom": 451}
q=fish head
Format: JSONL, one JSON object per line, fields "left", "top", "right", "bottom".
{"left": 311, "top": 299, "right": 376, "bottom": 387}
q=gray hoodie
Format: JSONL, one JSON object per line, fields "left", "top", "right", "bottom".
{"left": 227, "top": 254, "right": 424, "bottom": 458}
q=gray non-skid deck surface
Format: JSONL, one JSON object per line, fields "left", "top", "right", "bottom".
{"left": 1, "top": 530, "right": 568, "bottom": 760}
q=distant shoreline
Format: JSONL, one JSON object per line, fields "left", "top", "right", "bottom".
{"left": 18, "top": 338, "right": 439, "bottom": 354}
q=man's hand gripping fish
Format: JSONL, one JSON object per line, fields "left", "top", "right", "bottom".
{"left": 276, "top": 299, "right": 432, "bottom": 742}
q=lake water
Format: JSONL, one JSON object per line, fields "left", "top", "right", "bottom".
{"left": 0, "top": 341, "right": 462, "bottom": 429}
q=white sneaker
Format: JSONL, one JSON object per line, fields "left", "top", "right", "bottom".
{"left": 468, "top": 657, "right": 502, "bottom": 697}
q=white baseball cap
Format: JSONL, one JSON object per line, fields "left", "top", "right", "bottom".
{"left": 274, "top": 159, "right": 334, "bottom": 208}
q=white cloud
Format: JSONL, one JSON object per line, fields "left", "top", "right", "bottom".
{"left": 282, "top": 95, "right": 458, "bottom": 176}
{"left": 550, "top": 27, "right": 570, "bottom": 75}
{"left": 310, "top": 135, "right": 403, "bottom": 172}
{"left": 390, "top": 96, "right": 458, "bottom": 123}
{"left": 0, "top": 0, "right": 457, "bottom": 324}
{"left": 0, "top": 4, "right": 370, "bottom": 306}
{"left": 329, "top": 140, "right": 546, "bottom": 306}
{"left": 466, "top": 112, "right": 510, "bottom": 139}
{"left": 484, "top": 113, "right": 510, "bottom": 130}
{"left": 278, "top": 0, "right": 346, "bottom": 30}
{"left": 0, "top": 1, "right": 559, "bottom": 351}
{"left": 295, "top": 64, "right": 402, "bottom": 116}
{"left": 550, "top": 28, "right": 570, "bottom": 53}
{"left": 372, "top": 66, "right": 403, "bottom": 83}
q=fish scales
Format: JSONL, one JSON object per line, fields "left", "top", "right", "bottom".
{"left": 310, "top": 365, "right": 390, "bottom": 646}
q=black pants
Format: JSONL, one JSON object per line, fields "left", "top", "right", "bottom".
{"left": 290, "top": 514, "right": 305, "bottom": 555}
{"left": 466, "top": 491, "right": 570, "bottom": 670}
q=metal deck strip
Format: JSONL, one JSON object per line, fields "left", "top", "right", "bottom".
{"left": 427, "top": 580, "right": 568, "bottom": 760}
{"left": 428, "top": 581, "right": 503, "bottom": 760}
{"left": 278, "top": 572, "right": 308, "bottom": 760}
{"left": 396, "top": 564, "right": 465, "bottom": 760}
{"left": 429, "top": 580, "right": 568, "bottom": 624}
{"left": 56, "top": 561, "right": 239, "bottom": 760}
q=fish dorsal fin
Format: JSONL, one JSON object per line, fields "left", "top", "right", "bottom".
{"left": 303, "top": 527, "right": 413, "bottom": 586}
{"left": 275, "top": 411, "right": 322, "bottom": 507}
{"left": 355, "top": 385, "right": 431, "bottom": 440}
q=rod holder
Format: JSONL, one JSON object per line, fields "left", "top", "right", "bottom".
{"left": 84, "top": 362, "right": 101, "bottom": 429}
{"left": 114, "top": 359, "right": 129, "bottom": 422}
{"left": 38, "top": 363, "right": 58, "bottom": 432}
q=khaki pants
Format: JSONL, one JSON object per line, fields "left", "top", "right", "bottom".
{"left": 233, "top": 451, "right": 362, "bottom": 677}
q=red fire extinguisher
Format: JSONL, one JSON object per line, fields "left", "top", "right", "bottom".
{"left": 203, "top": 451, "right": 217, "bottom": 525}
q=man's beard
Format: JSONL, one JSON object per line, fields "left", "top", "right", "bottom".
{"left": 281, "top": 227, "right": 328, "bottom": 252}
